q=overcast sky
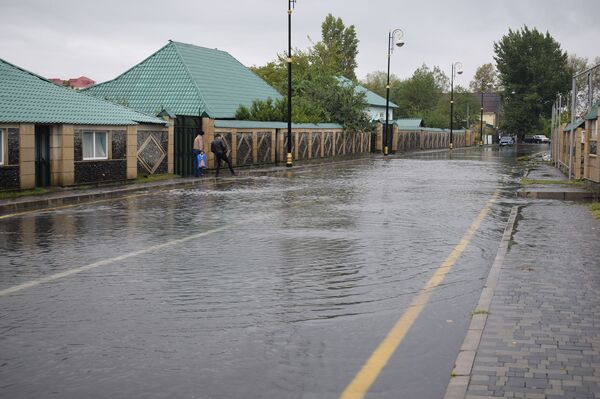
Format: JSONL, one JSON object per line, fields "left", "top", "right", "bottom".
{"left": 1, "top": 0, "right": 598, "bottom": 87}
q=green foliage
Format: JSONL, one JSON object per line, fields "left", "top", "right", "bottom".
{"left": 494, "top": 26, "right": 571, "bottom": 138}
{"left": 361, "top": 71, "right": 399, "bottom": 99}
{"left": 239, "top": 14, "right": 369, "bottom": 132}
{"left": 312, "top": 14, "right": 359, "bottom": 80}
{"left": 470, "top": 63, "right": 499, "bottom": 92}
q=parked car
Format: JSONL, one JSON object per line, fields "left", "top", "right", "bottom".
{"left": 499, "top": 136, "right": 515, "bottom": 146}
{"left": 533, "top": 134, "right": 550, "bottom": 143}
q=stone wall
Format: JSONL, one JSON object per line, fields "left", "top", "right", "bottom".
{"left": 74, "top": 129, "right": 127, "bottom": 184}
{"left": 375, "top": 123, "right": 475, "bottom": 153}
{"left": 137, "top": 130, "right": 168, "bottom": 175}
{"left": 210, "top": 125, "right": 369, "bottom": 168}
{"left": 0, "top": 126, "right": 20, "bottom": 190}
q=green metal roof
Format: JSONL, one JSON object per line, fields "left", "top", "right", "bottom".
{"left": 563, "top": 119, "right": 585, "bottom": 131}
{"left": 395, "top": 118, "right": 424, "bottom": 129}
{"left": 0, "top": 57, "right": 166, "bottom": 125}
{"left": 85, "top": 41, "right": 282, "bottom": 119}
{"left": 214, "top": 120, "right": 342, "bottom": 129}
{"left": 584, "top": 102, "right": 598, "bottom": 120}
{"left": 337, "top": 77, "right": 398, "bottom": 108}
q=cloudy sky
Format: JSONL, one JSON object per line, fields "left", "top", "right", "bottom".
{"left": 1, "top": 0, "right": 598, "bottom": 86}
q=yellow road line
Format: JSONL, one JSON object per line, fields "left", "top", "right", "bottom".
{"left": 0, "top": 220, "right": 250, "bottom": 298}
{"left": 0, "top": 192, "right": 150, "bottom": 220}
{"left": 340, "top": 190, "right": 499, "bottom": 399}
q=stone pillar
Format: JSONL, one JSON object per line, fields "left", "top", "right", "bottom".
{"left": 126, "top": 125, "right": 137, "bottom": 180}
{"left": 165, "top": 117, "right": 174, "bottom": 174}
{"left": 57, "top": 125, "right": 74, "bottom": 186}
{"left": 19, "top": 124, "right": 35, "bottom": 189}
{"left": 202, "top": 118, "right": 215, "bottom": 168}
{"left": 375, "top": 122, "right": 383, "bottom": 152}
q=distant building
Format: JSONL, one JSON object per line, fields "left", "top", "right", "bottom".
{"left": 473, "top": 92, "right": 501, "bottom": 127}
{"left": 337, "top": 77, "right": 398, "bottom": 121}
{"left": 48, "top": 76, "right": 96, "bottom": 90}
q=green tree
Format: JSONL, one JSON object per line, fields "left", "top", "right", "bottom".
{"left": 494, "top": 26, "right": 570, "bottom": 138}
{"left": 239, "top": 15, "right": 369, "bottom": 132}
{"left": 361, "top": 71, "right": 400, "bottom": 99}
{"left": 392, "top": 64, "right": 447, "bottom": 118}
{"left": 312, "top": 14, "right": 359, "bottom": 80}
{"left": 469, "top": 63, "right": 498, "bottom": 92}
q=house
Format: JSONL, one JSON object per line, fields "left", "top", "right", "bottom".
{"left": 0, "top": 57, "right": 168, "bottom": 191}
{"left": 337, "top": 77, "right": 399, "bottom": 121}
{"left": 68, "top": 76, "right": 96, "bottom": 89}
{"left": 85, "top": 40, "right": 284, "bottom": 175}
{"left": 472, "top": 92, "right": 501, "bottom": 128}
{"left": 48, "top": 76, "right": 96, "bottom": 89}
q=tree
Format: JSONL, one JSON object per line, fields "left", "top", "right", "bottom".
{"left": 311, "top": 14, "right": 359, "bottom": 80}
{"left": 240, "top": 15, "right": 369, "bottom": 132}
{"left": 493, "top": 26, "right": 570, "bottom": 138}
{"left": 361, "top": 71, "right": 400, "bottom": 98}
{"left": 469, "top": 63, "right": 498, "bottom": 92}
{"left": 392, "top": 64, "right": 447, "bottom": 118}
{"left": 568, "top": 54, "right": 600, "bottom": 118}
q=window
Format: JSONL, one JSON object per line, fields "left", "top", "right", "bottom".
{"left": 0, "top": 129, "right": 4, "bottom": 165}
{"left": 83, "top": 131, "right": 108, "bottom": 160}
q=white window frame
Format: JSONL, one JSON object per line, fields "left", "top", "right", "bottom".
{"left": 82, "top": 131, "right": 108, "bottom": 160}
{"left": 0, "top": 129, "right": 4, "bottom": 166}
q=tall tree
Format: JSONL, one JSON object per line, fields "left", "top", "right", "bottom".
{"left": 392, "top": 64, "right": 447, "bottom": 118}
{"left": 361, "top": 71, "right": 400, "bottom": 98}
{"left": 494, "top": 26, "right": 570, "bottom": 138}
{"left": 469, "top": 63, "right": 499, "bottom": 92}
{"left": 312, "top": 14, "right": 359, "bottom": 80}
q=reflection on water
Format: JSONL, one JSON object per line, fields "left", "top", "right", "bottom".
{"left": 0, "top": 147, "right": 534, "bottom": 398}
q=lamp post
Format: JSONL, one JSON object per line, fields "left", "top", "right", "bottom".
{"left": 286, "top": 0, "right": 296, "bottom": 167}
{"left": 480, "top": 90, "right": 484, "bottom": 146}
{"left": 384, "top": 29, "right": 404, "bottom": 156}
{"left": 449, "top": 61, "right": 463, "bottom": 149}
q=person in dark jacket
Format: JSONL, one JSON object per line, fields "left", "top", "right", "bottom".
{"left": 210, "top": 134, "right": 235, "bottom": 177}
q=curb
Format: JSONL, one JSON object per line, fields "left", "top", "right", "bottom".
{"left": 443, "top": 206, "right": 520, "bottom": 399}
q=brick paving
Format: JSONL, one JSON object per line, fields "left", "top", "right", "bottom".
{"left": 465, "top": 203, "right": 600, "bottom": 399}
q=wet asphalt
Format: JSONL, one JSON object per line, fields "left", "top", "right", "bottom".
{"left": 0, "top": 145, "right": 544, "bottom": 399}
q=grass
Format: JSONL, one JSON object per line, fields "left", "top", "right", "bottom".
{"left": 0, "top": 188, "right": 49, "bottom": 200}
{"left": 590, "top": 202, "right": 600, "bottom": 220}
{"left": 520, "top": 178, "right": 585, "bottom": 186}
{"left": 131, "top": 173, "right": 177, "bottom": 184}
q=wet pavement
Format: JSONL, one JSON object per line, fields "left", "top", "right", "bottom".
{"left": 0, "top": 145, "right": 553, "bottom": 399}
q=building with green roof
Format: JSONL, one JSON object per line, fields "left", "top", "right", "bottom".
{"left": 84, "top": 40, "right": 287, "bottom": 175}
{"left": 0, "top": 57, "right": 169, "bottom": 191}
{"left": 85, "top": 40, "right": 282, "bottom": 120}
{"left": 337, "top": 77, "right": 398, "bottom": 121}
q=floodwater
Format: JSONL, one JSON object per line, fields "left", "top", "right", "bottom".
{"left": 0, "top": 145, "right": 542, "bottom": 398}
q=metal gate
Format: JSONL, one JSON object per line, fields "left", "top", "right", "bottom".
{"left": 35, "top": 125, "right": 50, "bottom": 187}
{"left": 174, "top": 116, "right": 201, "bottom": 176}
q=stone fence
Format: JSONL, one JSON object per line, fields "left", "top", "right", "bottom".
{"left": 374, "top": 122, "right": 476, "bottom": 152}
{"left": 203, "top": 120, "right": 371, "bottom": 168}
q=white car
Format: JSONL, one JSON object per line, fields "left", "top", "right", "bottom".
{"left": 532, "top": 135, "right": 550, "bottom": 143}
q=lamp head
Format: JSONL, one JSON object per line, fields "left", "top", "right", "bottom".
{"left": 457, "top": 69, "right": 463, "bottom": 75}
{"left": 395, "top": 39, "right": 405, "bottom": 48}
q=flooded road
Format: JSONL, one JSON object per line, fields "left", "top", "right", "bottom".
{"left": 0, "top": 146, "right": 542, "bottom": 398}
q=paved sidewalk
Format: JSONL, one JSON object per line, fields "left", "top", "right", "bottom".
{"left": 446, "top": 201, "right": 600, "bottom": 398}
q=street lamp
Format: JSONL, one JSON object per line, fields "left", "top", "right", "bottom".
{"left": 384, "top": 29, "right": 404, "bottom": 156}
{"left": 480, "top": 91, "right": 484, "bottom": 146}
{"left": 449, "top": 61, "right": 463, "bottom": 149}
{"left": 286, "top": 0, "right": 296, "bottom": 167}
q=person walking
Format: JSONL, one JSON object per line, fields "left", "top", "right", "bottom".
{"left": 192, "top": 130, "right": 205, "bottom": 177}
{"left": 210, "top": 134, "right": 235, "bottom": 177}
